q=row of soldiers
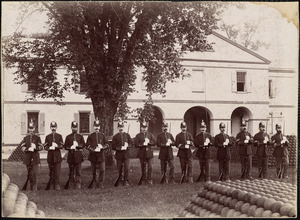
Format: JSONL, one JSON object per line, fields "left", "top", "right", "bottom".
{"left": 19, "top": 118, "right": 289, "bottom": 191}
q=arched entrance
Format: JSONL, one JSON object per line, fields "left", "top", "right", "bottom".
{"left": 148, "top": 106, "right": 164, "bottom": 137}
{"left": 184, "top": 106, "right": 212, "bottom": 138}
{"left": 231, "top": 107, "right": 253, "bottom": 136}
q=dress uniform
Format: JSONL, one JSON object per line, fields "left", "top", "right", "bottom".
{"left": 64, "top": 121, "right": 85, "bottom": 189}
{"left": 236, "top": 121, "right": 254, "bottom": 180}
{"left": 134, "top": 121, "right": 156, "bottom": 185}
{"left": 19, "top": 121, "right": 43, "bottom": 191}
{"left": 175, "top": 122, "right": 194, "bottom": 183}
{"left": 156, "top": 122, "right": 176, "bottom": 184}
{"left": 214, "top": 123, "right": 233, "bottom": 181}
{"left": 194, "top": 121, "right": 213, "bottom": 182}
{"left": 271, "top": 124, "right": 289, "bottom": 179}
{"left": 111, "top": 121, "right": 133, "bottom": 186}
{"left": 253, "top": 122, "right": 271, "bottom": 179}
{"left": 44, "top": 121, "right": 64, "bottom": 190}
{"left": 86, "top": 119, "right": 109, "bottom": 188}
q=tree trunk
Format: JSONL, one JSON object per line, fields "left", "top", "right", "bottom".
{"left": 91, "top": 96, "right": 118, "bottom": 166}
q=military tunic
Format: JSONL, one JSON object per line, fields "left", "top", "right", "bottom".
{"left": 175, "top": 132, "right": 194, "bottom": 180}
{"left": 253, "top": 131, "right": 271, "bottom": 179}
{"left": 214, "top": 133, "right": 232, "bottom": 180}
{"left": 86, "top": 132, "right": 109, "bottom": 186}
{"left": 236, "top": 131, "right": 253, "bottom": 179}
{"left": 194, "top": 132, "right": 213, "bottom": 181}
{"left": 134, "top": 132, "right": 156, "bottom": 181}
{"left": 64, "top": 132, "right": 85, "bottom": 187}
{"left": 157, "top": 132, "right": 175, "bottom": 182}
{"left": 271, "top": 132, "right": 289, "bottom": 178}
{"left": 20, "top": 134, "right": 43, "bottom": 190}
{"left": 112, "top": 132, "right": 133, "bottom": 183}
{"left": 44, "top": 132, "right": 64, "bottom": 189}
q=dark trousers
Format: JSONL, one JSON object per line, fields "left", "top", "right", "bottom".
{"left": 91, "top": 162, "right": 105, "bottom": 183}
{"left": 48, "top": 162, "right": 61, "bottom": 187}
{"left": 116, "top": 159, "right": 130, "bottom": 181}
{"left": 26, "top": 164, "right": 38, "bottom": 190}
{"left": 160, "top": 159, "right": 175, "bottom": 180}
{"left": 199, "top": 159, "right": 211, "bottom": 180}
{"left": 139, "top": 158, "right": 153, "bottom": 180}
{"left": 179, "top": 158, "right": 193, "bottom": 178}
{"left": 275, "top": 156, "right": 289, "bottom": 178}
{"left": 240, "top": 155, "right": 252, "bottom": 178}
{"left": 68, "top": 163, "right": 82, "bottom": 184}
{"left": 257, "top": 156, "right": 269, "bottom": 178}
{"left": 218, "top": 159, "right": 230, "bottom": 180}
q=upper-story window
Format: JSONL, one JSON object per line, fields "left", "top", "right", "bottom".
{"left": 74, "top": 111, "right": 95, "bottom": 134}
{"left": 74, "top": 71, "right": 88, "bottom": 94}
{"left": 269, "top": 79, "right": 275, "bottom": 98}
{"left": 21, "top": 76, "right": 38, "bottom": 93}
{"left": 236, "top": 72, "right": 246, "bottom": 92}
{"left": 232, "top": 71, "right": 251, "bottom": 93}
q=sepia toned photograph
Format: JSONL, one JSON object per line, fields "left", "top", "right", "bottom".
{"left": 1, "top": 1, "right": 298, "bottom": 218}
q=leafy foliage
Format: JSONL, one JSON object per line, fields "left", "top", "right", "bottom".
{"left": 3, "top": 2, "right": 218, "bottom": 134}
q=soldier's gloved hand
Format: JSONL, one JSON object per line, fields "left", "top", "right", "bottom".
{"left": 52, "top": 142, "right": 58, "bottom": 148}
{"left": 143, "top": 138, "right": 150, "bottom": 146}
{"left": 121, "top": 142, "right": 128, "bottom": 150}
{"left": 70, "top": 145, "right": 76, "bottom": 150}
{"left": 49, "top": 146, "right": 55, "bottom": 150}
{"left": 31, "top": 143, "right": 36, "bottom": 149}
{"left": 94, "top": 145, "right": 101, "bottom": 152}
{"left": 166, "top": 139, "right": 172, "bottom": 147}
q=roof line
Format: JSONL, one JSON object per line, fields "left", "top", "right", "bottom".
{"left": 212, "top": 31, "right": 272, "bottom": 64}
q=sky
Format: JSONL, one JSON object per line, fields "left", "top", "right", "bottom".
{"left": 1, "top": 2, "right": 298, "bottom": 69}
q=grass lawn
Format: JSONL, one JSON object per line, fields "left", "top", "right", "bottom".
{"left": 2, "top": 158, "right": 297, "bottom": 218}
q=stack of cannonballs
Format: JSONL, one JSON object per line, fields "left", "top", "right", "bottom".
{"left": 2, "top": 173, "right": 45, "bottom": 218}
{"left": 179, "top": 179, "right": 296, "bottom": 218}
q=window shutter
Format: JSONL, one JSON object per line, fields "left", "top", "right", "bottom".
{"left": 245, "top": 73, "right": 251, "bottom": 92}
{"left": 90, "top": 113, "right": 95, "bottom": 133}
{"left": 74, "top": 112, "right": 79, "bottom": 125}
{"left": 39, "top": 113, "right": 45, "bottom": 134}
{"left": 21, "top": 113, "right": 27, "bottom": 134}
{"left": 231, "top": 72, "right": 237, "bottom": 92}
{"left": 270, "top": 80, "right": 275, "bottom": 98}
{"left": 21, "top": 83, "right": 28, "bottom": 92}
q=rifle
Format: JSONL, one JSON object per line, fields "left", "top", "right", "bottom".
{"left": 258, "top": 167, "right": 263, "bottom": 178}
{"left": 22, "top": 156, "right": 33, "bottom": 190}
{"left": 138, "top": 146, "right": 147, "bottom": 185}
{"left": 46, "top": 164, "right": 54, "bottom": 190}
{"left": 88, "top": 175, "right": 96, "bottom": 189}
{"left": 218, "top": 168, "right": 224, "bottom": 181}
{"left": 160, "top": 172, "right": 166, "bottom": 184}
{"left": 180, "top": 162, "right": 188, "bottom": 183}
{"left": 64, "top": 163, "right": 74, "bottom": 189}
{"left": 114, "top": 164, "right": 123, "bottom": 187}
{"left": 277, "top": 166, "right": 283, "bottom": 179}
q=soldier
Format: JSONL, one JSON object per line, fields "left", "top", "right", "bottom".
{"left": 253, "top": 122, "right": 271, "bottom": 179}
{"left": 214, "top": 122, "right": 233, "bottom": 181}
{"left": 194, "top": 120, "right": 213, "bottom": 182}
{"left": 111, "top": 120, "right": 133, "bottom": 186}
{"left": 156, "top": 121, "right": 176, "bottom": 184}
{"left": 64, "top": 121, "right": 85, "bottom": 189}
{"left": 236, "top": 121, "right": 254, "bottom": 180}
{"left": 175, "top": 122, "right": 194, "bottom": 183}
{"left": 271, "top": 124, "right": 289, "bottom": 179}
{"left": 19, "top": 120, "right": 43, "bottom": 191}
{"left": 134, "top": 121, "right": 156, "bottom": 185}
{"left": 44, "top": 121, "right": 64, "bottom": 190}
{"left": 86, "top": 118, "right": 109, "bottom": 188}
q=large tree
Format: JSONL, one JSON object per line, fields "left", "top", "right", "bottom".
{"left": 3, "top": 2, "right": 218, "bottom": 135}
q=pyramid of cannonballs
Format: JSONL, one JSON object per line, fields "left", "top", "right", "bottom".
{"left": 179, "top": 179, "right": 296, "bottom": 218}
{"left": 2, "top": 173, "right": 45, "bottom": 218}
